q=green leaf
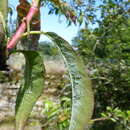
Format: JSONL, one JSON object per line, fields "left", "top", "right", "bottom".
{"left": 111, "top": 118, "right": 117, "bottom": 122}
{"left": 13, "top": 50, "right": 45, "bottom": 130}
{"left": 101, "top": 113, "right": 108, "bottom": 117}
{"left": 44, "top": 32, "right": 94, "bottom": 130}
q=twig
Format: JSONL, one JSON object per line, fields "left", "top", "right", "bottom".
{"left": 7, "top": 0, "right": 40, "bottom": 50}
{"left": 91, "top": 117, "right": 110, "bottom": 123}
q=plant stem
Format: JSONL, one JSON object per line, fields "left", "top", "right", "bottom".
{"left": 7, "top": 0, "right": 40, "bottom": 50}
{"left": 90, "top": 117, "right": 110, "bottom": 124}
{"left": 22, "top": 31, "right": 44, "bottom": 37}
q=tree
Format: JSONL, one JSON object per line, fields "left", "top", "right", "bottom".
{"left": 72, "top": 0, "right": 130, "bottom": 129}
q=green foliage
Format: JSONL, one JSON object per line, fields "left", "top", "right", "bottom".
{"left": 44, "top": 32, "right": 94, "bottom": 130}
{"left": 72, "top": 0, "right": 130, "bottom": 129}
{"left": 41, "top": 97, "right": 71, "bottom": 130}
{"left": 101, "top": 107, "right": 130, "bottom": 130}
{"left": 3, "top": 0, "right": 130, "bottom": 130}
{"left": 14, "top": 51, "right": 45, "bottom": 130}
{"left": 41, "top": 0, "right": 98, "bottom": 25}
{"left": 91, "top": 60, "right": 130, "bottom": 109}
{"left": 8, "top": 31, "right": 94, "bottom": 130}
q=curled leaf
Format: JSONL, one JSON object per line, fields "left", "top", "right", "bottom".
{"left": 45, "top": 32, "right": 94, "bottom": 130}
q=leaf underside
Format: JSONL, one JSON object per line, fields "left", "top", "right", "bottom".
{"left": 44, "top": 32, "right": 94, "bottom": 130}
{"left": 14, "top": 51, "right": 45, "bottom": 130}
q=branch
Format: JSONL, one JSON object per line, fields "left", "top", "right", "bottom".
{"left": 22, "top": 31, "right": 44, "bottom": 37}
{"left": 90, "top": 117, "right": 110, "bottom": 123}
{"left": 7, "top": 0, "right": 40, "bottom": 50}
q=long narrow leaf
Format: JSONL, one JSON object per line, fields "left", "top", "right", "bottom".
{"left": 44, "top": 32, "right": 94, "bottom": 130}
{"left": 14, "top": 51, "right": 45, "bottom": 130}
